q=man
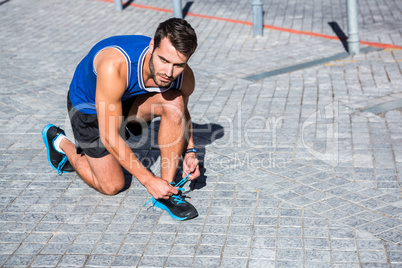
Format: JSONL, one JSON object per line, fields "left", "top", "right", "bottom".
{"left": 42, "top": 18, "right": 200, "bottom": 221}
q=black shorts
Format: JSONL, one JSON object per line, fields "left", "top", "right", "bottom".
{"left": 67, "top": 92, "right": 140, "bottom": 158}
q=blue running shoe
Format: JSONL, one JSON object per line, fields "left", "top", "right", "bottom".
{"left": 42, "top": 124, "right": 74, "bottom": 175}
{"left": 152, "top": 190, "right": 198, "bottom": 221}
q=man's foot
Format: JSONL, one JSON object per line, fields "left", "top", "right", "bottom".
{"left": 42, "top": 124, "right": 74, "bottom": 175}
{"left": 152, "top": 191, "right": 198, "bottom": 221}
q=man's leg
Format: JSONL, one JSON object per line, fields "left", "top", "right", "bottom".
{"left": 125, "top": 91, "right": 198, "bottom": 221}
{"left": 128, "top": 90, "right": 187, "bottom": 182}
{"left": 46, "top": 90, "right": 185, "bottom": 195}
{"left": 59, "top": 138, "right": 125, "bottom": 195}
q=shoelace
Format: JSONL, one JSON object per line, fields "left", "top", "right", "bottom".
{"left": 171, "top": 188, "right": 186, "bottom": 204}
{"left": 143, "top": 172, "right": 191, "bottom": 207}
{"left": 57, "top": 155, "right": 68, "bottom": 176}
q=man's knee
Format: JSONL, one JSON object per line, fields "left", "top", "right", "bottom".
{"left": 160, "top": 91, "right": 185, "bottom": 123}
{"left": 100, "top": 181, "right": 125, "bottom": 195}
{"left": 94, "top": 175, "right": 125, "bottom": 196}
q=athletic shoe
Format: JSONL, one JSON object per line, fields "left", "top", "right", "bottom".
{"left": 42, "top": 124, "right": 74, "bottom": 175}
{"left": 152, "top": 191, "right": 198, "bottom": 221}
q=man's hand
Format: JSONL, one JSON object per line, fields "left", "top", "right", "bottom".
{"left": 182, "top": 153, "right": 200, "bottom": 180}
{"left": 144, "top": 176, "right": 179, "bottom": 200}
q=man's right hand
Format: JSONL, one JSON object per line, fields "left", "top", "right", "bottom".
{"left": 144, "top": 176, "right": 179, "bottom": 200}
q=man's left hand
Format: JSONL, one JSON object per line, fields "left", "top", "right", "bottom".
{"left": 182, "top": 153, "right": 200, "bottom": 180}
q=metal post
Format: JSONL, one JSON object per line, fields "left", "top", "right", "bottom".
{"left": 172, "top": 0, "right": 183, "bottom": 19}
{"left": 114, "top": 0, "right": 122, "bottom": 11}
{"left": 252, "top": 0, "right": 264, "bottom": 37}
{"left": 346, "top": 0, "right": 360, "bottom": 55}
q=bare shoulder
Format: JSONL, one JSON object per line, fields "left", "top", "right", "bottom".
{"left": 181, "top": 65, "right": 195, "bottom": 98}
{"left": 94, "top": 48, "right": 127, "bottom": 75}
{"left": 94, "top": 48, "right": 128, "bottom": 102}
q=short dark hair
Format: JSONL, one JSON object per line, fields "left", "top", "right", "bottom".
{"left": 154, "top": 18, "right": 197, "bottom": 58}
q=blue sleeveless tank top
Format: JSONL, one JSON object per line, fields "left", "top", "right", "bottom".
{"left": 68, "top": 35, "right": 183, "bottom": 114}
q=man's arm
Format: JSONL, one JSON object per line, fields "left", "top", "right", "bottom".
{"left": 94, "top": 49, "right": 178, "bottom": 199}
{"left": 180, "top": 66, "right": 200, "bottom": 180}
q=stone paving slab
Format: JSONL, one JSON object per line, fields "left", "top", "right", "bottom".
{"left": 1, "top": 0, "right": 402, "bottom": 267}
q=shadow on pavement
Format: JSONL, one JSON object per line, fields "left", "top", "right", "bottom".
{"left": 123, "top": 0, "right": 134, "bottom": 10}
{"left": 183, "top": 1, "right": 194, "bottom": 18}
{"left": 328, "top": 21, "right": 349, "bottom": 52}
{"left": 0, "top": 0, "right": 11, "bottom": 6}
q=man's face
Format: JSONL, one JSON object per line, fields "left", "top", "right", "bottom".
{"left": 149, "top": 38, "right": 188, "bottom": 88}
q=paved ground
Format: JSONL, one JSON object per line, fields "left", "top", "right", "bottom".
{"left": 1, "top": 0, "right": 402, "bottom": 267}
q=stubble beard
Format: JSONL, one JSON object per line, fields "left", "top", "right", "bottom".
{"left": 149, "top": 52, "right": 172, "bottom": 88}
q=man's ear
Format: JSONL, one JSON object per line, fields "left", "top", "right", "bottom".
{"left": 149, "top": 39, "right": 154, "bottom": 53}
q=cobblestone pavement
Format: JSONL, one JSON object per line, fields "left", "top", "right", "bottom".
{"left": 1, "top": 0, "right": 401, "bottom": 267}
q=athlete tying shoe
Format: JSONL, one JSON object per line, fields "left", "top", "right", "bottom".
{"left": 42, "top": 18, "right": 200, "bottom": 220}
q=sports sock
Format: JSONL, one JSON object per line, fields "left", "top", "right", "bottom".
{"left": 53, "top": 134, "right": 67, "bottom": 154}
